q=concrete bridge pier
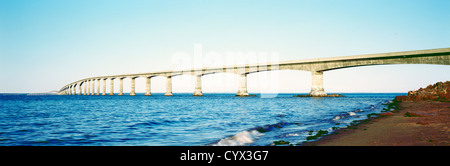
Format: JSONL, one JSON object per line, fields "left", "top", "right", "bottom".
{"left": 118, "top": 78, "right": 124, "bottom": 96}
{"left": 88, "top": 80, "right": 91, "bottom": 95}
{"left": 85, "top": 81, "right": 88, "bottom": 95}
{"left": 193, "top": 75, "right": 203, "bottom": 96}
{"left": 164, "top": 76, "right": 173, "bottom": 96}
{"left": 309, "top": 71, "right": 327, "bottom": 97}
{"left": 84, "top": 81, "right": 87, "bottom": 95}
{"left": 109, "top": 78, "right": 115, "bottom": 95}
{"left": 236, "top": 73, "right": 249, "bottom": 97}
{"left": 79, "top": 83, "right": 82, "bottom": 95}
{"left": 91, "top": 79, "right": 95, "bottom": 95}
{"left": 87, "top": 80, "right": 91, "bottom": 95}
{"left": 102, "top": 78, "right": 107, "bottom": 95}
{"left": 96, "top": 79, "right": 100, "bottom": 95}
{"left": 130, "top": 77, "right": 137, "bottom": 96}
{"left": 145, "top": 77, "right": 152, "bottom": 96}
{"left": 89, "top": 80, "right": 92, "bottom": 95}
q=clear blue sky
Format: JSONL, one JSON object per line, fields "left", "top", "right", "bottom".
{"left": 1, "top": 0, "right": 449, "bottom": 93}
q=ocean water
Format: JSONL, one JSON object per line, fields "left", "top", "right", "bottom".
{"left": 0, "top": 93, "right": 402, "bottom": 146}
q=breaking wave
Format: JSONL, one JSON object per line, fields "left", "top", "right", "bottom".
{"left": 211, "top": 122, "right": 292, "bottom": 146}
{"left": 212, "top": 130, "right": 263, "bottom": 146}
{"left": 331, "top": 109, "right": 365, "bottom": 121}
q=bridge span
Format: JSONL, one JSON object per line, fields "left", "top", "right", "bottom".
{"left": 59, "top": 47, "right": 450, "bottom": 97}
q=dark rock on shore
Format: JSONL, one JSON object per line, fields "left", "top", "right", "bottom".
{"left": 395, "top": 81, "right": 450, "bottom": 102}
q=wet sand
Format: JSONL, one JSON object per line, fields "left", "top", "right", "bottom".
{"left": 304, "top": 101, "right": 450, "bottom": 146}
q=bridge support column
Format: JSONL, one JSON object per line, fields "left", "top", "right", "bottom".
{"left": 130, "top": 77, "right": 136, "bottom": 96}
{"left": 164, "top": 76, "right": 173, "bottom": 96}
{"left": 86, "top": 80, "right": 89, "bottom": 95}
{"left": 79, "top": 84, "right": 82, "bottom": 95}
{"left": 84, "top": 81, "right": 87, "bottom": 95}
{"left": 193, "top": 75, "right": 203, "bottom": 96}
{"left": 102, "top": 79, "right": 106, "bottom": 95}
{"left": 236, "top": 73, "right": 249, "bottom": 97}
{"left": 109, "top": 78, "right": 115, "bottom": 95}
{"left": 118, "top": 78, "right": 124, "bottom": 96}
{"left": 96, "top": 79, "right": 100, "bottom": 95}
{"left": 91, "top": 79, "right": 95, "bottom": 95}
{"left": 87, "top": 80, "right": 91, "bottom": 95}
{"left": 309, "top": 71, "right": 327, "bottom": 97}
{"left": 145, "top": 77, "right": 151, "bottom": 96}
{"left": 73, "top": 85, "right": 76, "bottom": 95}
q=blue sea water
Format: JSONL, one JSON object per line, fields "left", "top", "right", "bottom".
{"left": 0, "top": 93, "right": 403, "bottom": 146}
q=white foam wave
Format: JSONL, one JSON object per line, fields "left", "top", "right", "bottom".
{"left": 332, "top": 115, "right": 341, "bottom": 120}
{"left": 332, "top": 112, "right": 356, "bottom": 121}
{"left": 212, "top": 130, "right": 264, "bottom": 146}
{"left": 286, "top": 133, "right": 299, "bottom": 136}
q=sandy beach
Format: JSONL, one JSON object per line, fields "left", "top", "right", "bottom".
{"left": 302, "top": 81, "right": 450, "bottom": 146}
{"left": 304, "top": 81, "right": 450, "bottom": 146}
{"left": 303, "top": 101, "right": 449, "bottom": 146}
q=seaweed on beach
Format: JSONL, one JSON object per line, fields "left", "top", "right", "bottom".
{"left": 272, "top": 140, "right": 290, "bottom": 146}
{"left": 382, "top": 99, "right": 400, "bottom": 112}
{"left": 306, "top": 130, "right": 329, "bottom": 141}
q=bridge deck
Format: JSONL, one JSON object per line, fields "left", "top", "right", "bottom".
{"left": 59, "top": 47, "right": 450, "bottom": 96}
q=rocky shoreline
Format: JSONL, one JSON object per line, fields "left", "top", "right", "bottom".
{"left": 302, "top": 81, "right": 449, "bottom": 146}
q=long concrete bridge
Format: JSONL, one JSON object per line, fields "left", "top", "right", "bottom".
{"left": 59, "top": 48, "right": 450, "bottom": 97}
